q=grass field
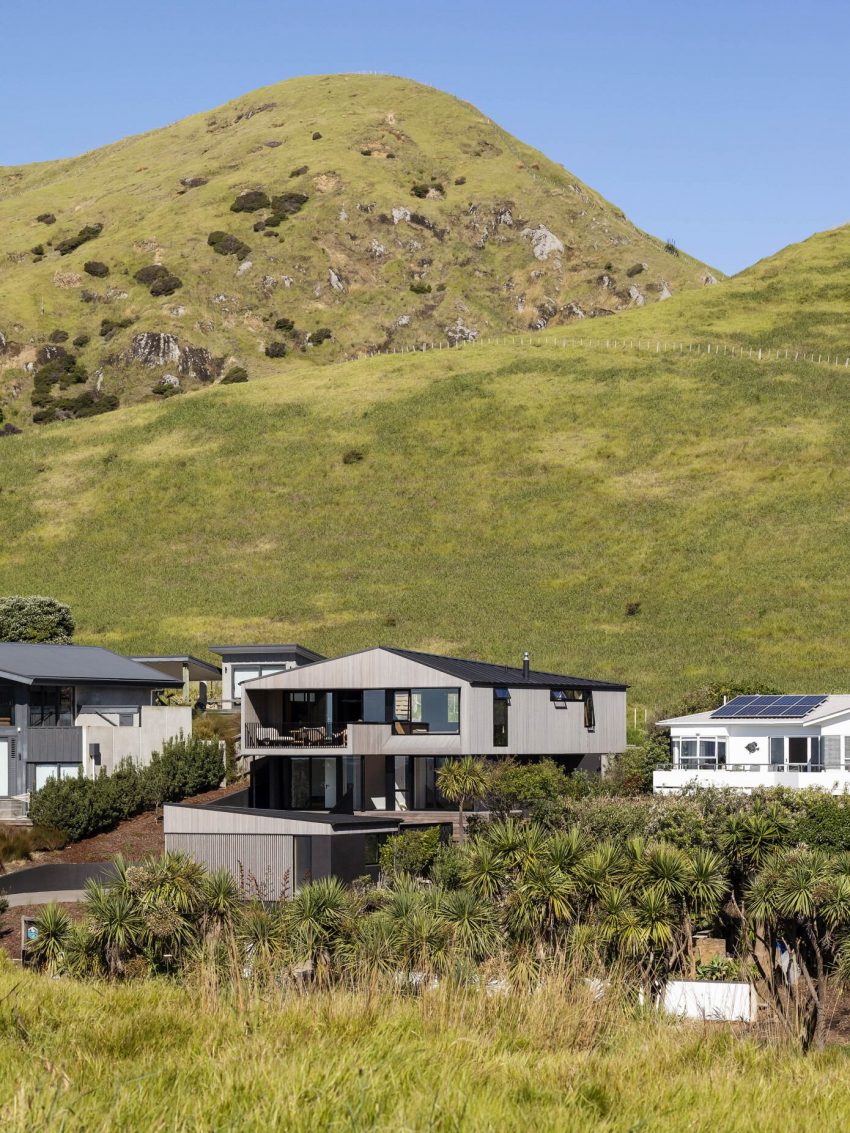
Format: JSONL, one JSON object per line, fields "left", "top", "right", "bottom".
{"left": 1, "top": 335, "right": 850, "bottom": 709}
{"left": 0, "top": 968, "right": 846, "bottom": 1132}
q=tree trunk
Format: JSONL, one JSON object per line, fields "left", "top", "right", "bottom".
{"left": 457, "top": 794, "right": 466, "bottom": 843}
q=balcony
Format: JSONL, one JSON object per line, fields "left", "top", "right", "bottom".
{"left": 655, "top": 766, "right": 850, "bottom": 796}
{"left": 244, "top": 723, "right": 348, "bottom": 749}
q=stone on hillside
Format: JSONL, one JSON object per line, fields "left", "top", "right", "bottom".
{"left": 370, "top": 240, "right": 386, "bottom": 258}
{"left": 565, "top": 301, "right": 586, "bottom": 320}
{"left": 703, "top": 273, "right": 717, "bottom": 286}
{"left": 521, "top": 225, "right": 564, "bottom": 261}
{"left": 329, "top": 268, "right": 345, "bottom": 292}
{"left": 236, "top": 260, "right": 253, "bottom": 276}
{"left": 339, "top": 206, "right": 349, "bottom": 222}
{"left": 0, "top": 330, "right": 6, "bottom": 352}
{"left": 446, "top": 319, "right": 478, "bottom": 345}
{"left": 169, "top": 305, "right": 186, "bottom": 317}
{"left": 0, "top": 423, "right": 22, "bottom": 436}
{"left": 659, "top": 280, "right": 673, "bottom": 300}
{"left": 130, "top": 332, "right": 181, "bottom": 367}
{"left": 282, "top": 276, "right": 294, "bottom": 288}
{"left": 160, "top": 373, "right": 180, "bottom": 389}
{"left": 598, "top": 274, "right": 615, "bottom": 290}
{"left": 497, "top": 207, "right": 514, "bottom": 227}
{"left": 178, "top": 345, "right": 222, "bottom": 382}
{"left": 261, "top": 275, "right": 277, "bottom": 295}
{"left": 392, "top": 207, "right": 411, "bottom": 225}
{"left": 106, "top": 289, "right": 129, "bottom": 301}
{"left": 628, "top": 285, "right": 646, "bottom": 306}
{"left": 396, "top": 314, "right": 411, "bottom": 327}
{"left": 180, "top": 177, "right": 208, "bottom": 189}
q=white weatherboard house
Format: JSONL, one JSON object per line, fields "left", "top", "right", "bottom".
{"left": 654, "top": 694, "right": 850, "bottom": 794}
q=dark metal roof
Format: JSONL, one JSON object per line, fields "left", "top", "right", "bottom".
{"left": 188, "top": 802, "right": 402, "bottom": 831}
{"left": 382, "top": 647, "right": 628, "bottom": 691}
{"left": 132, "top": 655, "right": 222, "bottom": 681}
{"left": 208, "top": 643, "right": 325, "bottom": 662}
{"left": 0, "top": 644, "right": 183, "bottom": 687}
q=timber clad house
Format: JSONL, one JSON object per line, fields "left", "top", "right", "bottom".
{"left": 0, "top": 644, "right": 192, "bottom": 812}
{"left": 209, "top": 644, "right": 324, "bottom": 710}
{"left": 654, "top": 694, "right": 850, "bottom": 794}
{"left": 165, "top": 646, "right": 627, "bottom": 891}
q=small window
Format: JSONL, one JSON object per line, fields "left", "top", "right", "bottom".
{"left": 583, "top": 692, "right": 595, "bottom": 731}
{"left": 845, "top": 736, "right": 850, "bottom": 771}
{"left": 363, "top": 833, "right": 387, "bottom": 868}
{"left": 717, "top": 740, "right": 727, "bottom": 768}
{"left": 493, "top": 689, "right": 509, "bottom": 747}
{"left": 770, "top": 737, "right": 785, "bottom": 768}
{"left": 118, "top": 713, "right": 135, "bottom": 728}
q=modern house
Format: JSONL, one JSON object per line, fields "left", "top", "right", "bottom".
{"left": 209, "top": 643, "right": 325, "bottom": 710}
{"left": 165, "top": 645, "right": 627, "bottom": 891}
{"left": 0, "top": 644, "right": 191, "bottom": 803}
{"left": 131, "top": 654, "right": 222, "bottom": 706}
{"left": 653, "top": 694, "right": 850, "bottom": 794}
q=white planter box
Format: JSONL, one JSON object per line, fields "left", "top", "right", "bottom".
{"left": 663, "top": 980, "right": 757, "bottom": 1023}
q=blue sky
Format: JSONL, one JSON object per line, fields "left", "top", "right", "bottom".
{"left": 1, "top": 0, "right": 847, "bottom": 275}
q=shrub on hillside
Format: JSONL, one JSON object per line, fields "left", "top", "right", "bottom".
{"left": 72, "top": 333, "right": 91, "bottom": 348}
{"left": 310, "top": 327, "right": 332, "bottom": 345}
{"left": 48, "top": 329, "right": 69, "bottom": 343}
{"left": 134, "top": 264, "right": 169, "bottom": 286}
{"left": 265, "top": 341, "right": 287, "bottom": 358}
{"left": 28, "top": 735, "right": 224, "bottom": 842}
{"left": 221, "top": 366, "right": 248, "bottom": 384}
{"left": 0, "top": 595, "right": 74, "bottom": 643}
{"left": 99, "top": 316, "right": 135, "bottom": 338}
{"left": 230, "top": 190, "right": 270, "bottom": 212}
{"left": 289, "top": 165, "right": 309, "bottom": 178}
{"left": 84, "top": 261, "right": 110, "bottom": 278}
{"left": 409, "top": 282, "right": 431, "bottom": 294}
{"left": 36, "top": 213, "right": 56, "bottom": 225}
{"left": 626, "top": 263, "right": 645, "bottom": 278}
{"left": 149, "top": 273, "right": 183, "bottom": 297}
{"left": 274, "top": 317, "right": 295, "bottom": 332}
{"left": 31, "top": 244, "right": 45, "bottom": 257}
{"left": 270, "top": 192, "right": 308, "bottom": 216}
{"left": 207, "top": 232, "right": 251, "bottom": 259}
{"left": 311, "top": 132, "right": 322, "bottom": 141}
{"left": 55, "top": 223, "right": 103, "bottom": 256}
{"left": 411, "top": 181, "right": 444, "bottom": 199}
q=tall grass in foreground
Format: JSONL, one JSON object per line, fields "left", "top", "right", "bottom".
{"left": 0, "top": 964, "right": 845, "bottom": 1132}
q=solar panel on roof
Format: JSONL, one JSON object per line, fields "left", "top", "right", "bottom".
{"left": 711, "top": 694, "right": 828, "bottom": 719}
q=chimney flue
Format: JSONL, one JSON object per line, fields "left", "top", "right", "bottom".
{"left": 522, "top": 651, "right": 530, "bottom": 680}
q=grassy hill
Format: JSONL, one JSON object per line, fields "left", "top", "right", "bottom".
{"left": 1, "top": 316, "right": 849, "bottom": 709}
{"left": 0, "top": 73, "right": 715, "bottom": 430}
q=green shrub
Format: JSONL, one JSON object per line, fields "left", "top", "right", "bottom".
{"left": 310, "top": 327, "right": 332, "bottom": 345}
{"left": 289, "top": 165, "right": 309, "bottom": 178}
{"left": 626, "top": 263, "right": 645, "bottom": 277}
{"left": 409, "top": 282, "right": 431, "bottom": 294}
{"left": 152, "top": 379, "right": 181, "bottom": 397}
{"left": 342, "top": 449, "right": 364, "bottom": 464}
{"left": 230, "top": 189, "right": 270, "bottom": 212}
{"left": 411, "top": 182, "right": 444, "bottom": 199}
{"left": 311, "top": 132, "right": 322, "bottom": 141}
{"left": 36, "top": 212, "right": 56, "bottom": 225}
{"left": 31, "top": 243, "right": 45, "bottom": 256}
{"left": 84, "top": 261, "right": 109, "bottom": 277}
{"left": 484, "top": 758, "right": 575, "bottom": 824}
{"left": 274, "top": 317, "right": 295, "bottom": 332}
{"left": 379, "top": 826, "right": 442, "bottom": 878}
{"left": 48, "top": 329, "right": 69, "bottom": 343}
{"left": 72, "top": 333, "right": 91, "bottom": 348}
{"left": 28, "top": 735, "right": 224, "bottom": 842}
{"left": 265, "top": 341, "right": 287, "bottom": 358}
{"left": 55, "top": 223, "right": 103, "bottom": 256}
{"left": 221, "top": 366, "right": 248, "bottom": 384}
{"left": 264, "top": 214, "right": 283, "bottom": 228}
{"left": 0, "top": 595, "right": 74, "bottom": 643}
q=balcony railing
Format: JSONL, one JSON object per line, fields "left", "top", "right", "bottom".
{"left": 244, "top": 723, "right": 348, "bottom": 749}
{"left": 676, "top": 759, "right": 826, "bottom": 774}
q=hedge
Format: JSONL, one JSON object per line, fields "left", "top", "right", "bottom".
{"left": 28, "top": 735, "right": 224, "bottom": 842}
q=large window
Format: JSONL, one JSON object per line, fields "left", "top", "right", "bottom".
{"left": 673, "top": 738, "right": 726, "bottom": 769}
{"left": 493, "top": 688, "right": 510, "bottom": 747}
{"left": 29, "top": 687, "right": 75, "bottom": 727}
{"left": 231, "top": 665, "right": 288, "bottom": 699}
{"left": 0, "top": 683, "right": 14, "bottom": 728}
{"left": 33, "top": 763, "right": 81, "bottom": 791}
{"left": 410, "top": 689, "right": 459, "bottom": 734}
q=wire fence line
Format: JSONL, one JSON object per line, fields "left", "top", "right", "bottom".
{"left": 349, "top": 333, "right": 850, "bottom": 370}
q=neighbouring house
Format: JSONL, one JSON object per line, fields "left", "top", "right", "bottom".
{"left": 654, "top": 693, "right": 850, "bottom": 794}
{"left": 131, "top": 654, "right": 222, "bottom": 706}
{"left": 0, "top": 643, "right": 192, "bottom": 809}
{"left": 209, "top": 643, "right": 325, "bottom": 710}
{"left": 166, "top": 645, "right": 626, "bottom": 891}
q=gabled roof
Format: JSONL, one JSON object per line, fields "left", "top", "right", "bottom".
{"left": 132, "top": 655, "right": 222, "bottom": 681}
{"left": 381, "top": 647, "right": 628, "bottom": 691}
{"left": 0, "top": 644, "right": 182, "bottom": 687}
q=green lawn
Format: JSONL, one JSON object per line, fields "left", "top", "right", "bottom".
{"left": 2, "top": 338, "right": 850, "bottom": 711}
{"left": 0, "top": 968, "right": 846, "bottom": 1132}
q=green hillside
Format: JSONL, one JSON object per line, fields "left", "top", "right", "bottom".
{"left": 1, "top": 320, "right": 849, "bottom": 709}
{"left": 0, "top": 73, "right": 715, "bottom": 430}
{"left": 617, "top": 220, "right": 850, "bottom": 351}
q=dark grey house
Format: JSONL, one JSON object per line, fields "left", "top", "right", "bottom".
{"left": 0, "top": 644, "right": 189, "bottom": 805}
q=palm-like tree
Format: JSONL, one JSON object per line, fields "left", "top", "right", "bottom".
{"left": 284, "top": 877, "right": 352, "bottom": 976}
{"left": 438, "top": 887, "right": 500, "bottom": 961}
{"left": 26, "top": 903, "right": 71, "bottom": 975}
{"left": 84, "top": 882, "right": 144, "bottom": 978}
{"left": 436, "top": 757, "right": 489, "bottom": 842}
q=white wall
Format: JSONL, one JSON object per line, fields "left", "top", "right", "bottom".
{"left": 82, "top": 705, "right": 192, "bottom": 775}
{"left": 655, "top": 768, "right": 850, "bottom": 794}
